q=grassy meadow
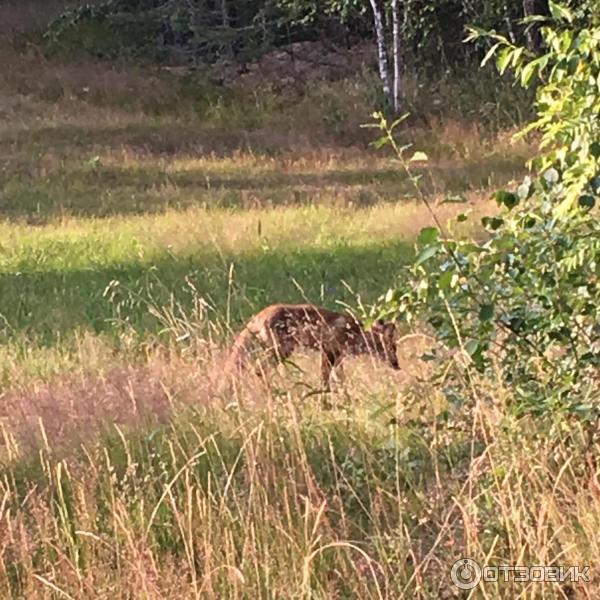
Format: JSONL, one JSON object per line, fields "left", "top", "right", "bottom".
{"left": 0, "top": 2, "right": 598, "bottom": 598}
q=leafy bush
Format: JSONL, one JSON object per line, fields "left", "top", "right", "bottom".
{"left": 44, "top": 0, "right": 275, "bottom": 62}
{"left": 41, "top": 0, "right": 570, "bottom": 75}
{"left": 44, "top": 1, "right": 163, "bottom": 59}
{"left": 377, "top": 3, "right": 600, "bottom": 415}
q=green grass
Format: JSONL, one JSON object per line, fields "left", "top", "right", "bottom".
{"left": 0, "top": 195, "right": 498, "bottom": 386}
{"left": 0, "top": 105, "right": 529, "bottom": 223}
{"left": 0, "top": 1, "right": 529, "bottom": 386}
{"left": 0, "top": 205, "right": 412, "bottom": 355}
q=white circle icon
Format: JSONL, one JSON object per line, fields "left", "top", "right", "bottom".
{"left": 450, "top": 558, "right": 482, "bottom": 589}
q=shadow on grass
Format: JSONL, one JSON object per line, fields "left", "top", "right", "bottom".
{"left": 0, "top": 154, "right": 526, "bottom": 221}
{"left": 0, "top": 239, "right": 412, "bottom": 347}
{"left": 2, "top": 122, "right": 326, "bottom": 158}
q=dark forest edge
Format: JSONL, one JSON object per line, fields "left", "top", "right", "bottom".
{"left": 39, "top": 1, "right": 595, "bottom": 87}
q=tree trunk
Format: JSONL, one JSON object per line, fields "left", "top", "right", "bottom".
{"left": 504, "top": 5, "right": 517, "bottom": 43}
{"left": 523, "top": 0, "right": 550, "bottom": 54}
{"left": 368, "top": 0, "right": 392, "bottom": 107}
{"left": 221, "top": 0, "right": 229, "bottom": 28}
{"left": 391, "top": 0, "right": 401, "bottom": 113}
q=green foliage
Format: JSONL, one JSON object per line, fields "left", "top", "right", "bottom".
{"left": 467, "top": 5, "right": 600, "bottom": 213}
{"left": 41, "top": 0, "right": 556, "bottom": 78}
{"left": 378, "top": 6, "right": 600, "bottom": 415}
{"left": 44, "top": 0, "right": 276, "bottom": 62}
{"left": 44, "top": 1, "right": 163, "bottom": 59}
{"left": 403, "top": 182, "right": 600, "bottom": 414}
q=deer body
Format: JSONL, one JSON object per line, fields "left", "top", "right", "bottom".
{"left": 228, "top": 303, "right": 399, "bottom": 385}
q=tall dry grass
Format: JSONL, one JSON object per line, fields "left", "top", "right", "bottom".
{"left": 0, "top": 345, "right": 598, "bottom": 599}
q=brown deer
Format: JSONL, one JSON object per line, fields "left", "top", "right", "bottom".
{"left": 227, "top": 303, "right": 399, "bottom": 386}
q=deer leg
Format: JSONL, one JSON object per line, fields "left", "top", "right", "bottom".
{"left": 332, "top": 356, "right": 345, "bottom": 383}
{"left": 320, "top": 350, "right": 339, "bottom": 388}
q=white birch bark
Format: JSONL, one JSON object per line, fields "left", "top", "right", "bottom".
{"left": 221, "top": 0, "right": 229, "bottom": 28}
{"left": 391, "top": 0, "right": 400, "bottom": 113}
{"left": 368, "top": 0, "right": 392, "bottom": 107}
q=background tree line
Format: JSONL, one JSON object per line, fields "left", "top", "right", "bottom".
{"left": 43, "top": 0, "right": 596, "bottom": 114}
{"left": 46, "top": 0, "right": 584, "bottom": 70}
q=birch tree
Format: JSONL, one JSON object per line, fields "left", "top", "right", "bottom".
{"left": 367, "top": 0, "right": 403, "bottom": 113}
{"left": 368, "top": 0, "right": 392, "bottom": 107}
{"left": 391, "top": 0, "right": 400, "bottom": 113}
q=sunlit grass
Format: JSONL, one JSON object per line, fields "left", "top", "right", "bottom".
{"left": 1, "top": 138, "right": 527, "bottom": 221}
{"left": 0, "top": 198, "right": 497, "bottom": 385}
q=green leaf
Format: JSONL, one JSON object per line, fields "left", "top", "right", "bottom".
{"left": 371, "top": 136, "right": 390, "bottom": 150}
{"left": 548, "top": 1, "right": 573, "bottom": 23}
{"left": 481, "top": 216, "right": 504, "bottom": 230}
{"left": 578, "top": 195, "right": 595, "bottom": 210}
{"left": 481, "top": 42, "right": 501, "bottom": 67}
{"left": 384, "top": 288, "right": 402, "bottom": 303}
{"left": 464, "top": 25, "right": 487, "bottom": 43}
{"left": 438, "top": 270, "right": 454, "bottom": 291}
{"left": 521, "top": 14, "right": 551, "bottom": 25}
{"left": 496, "top": 46, "right": 513, "bottom": 74}
{"left": 415, "top": 245, "right": 440, "bottom": 265}
{"left": 440, "top": 195, "right": 467, "bottom": 204}
{"left": 459, "top": 242, "right": 486, "bottom": 254}
{"left": 464, "top": 340, "right": 479, "bottom": 356}
{"left": 510, "top": 47, "right": 524, "bottom": 68}
{"left": 417, "top": 227, "right": 439, "bottom": 244}
{"left": 479, "top": 304, "right": 494, "bottom": 321}
{"left": 494, "top": 190, "right": 519, "bottom": 209}
{"left": 520, "top": 61, "right": 538, "bottom": 87}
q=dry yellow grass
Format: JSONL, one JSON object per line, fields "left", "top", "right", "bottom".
{"left": 0, "top": 340, "right": 598, "bottom": 599}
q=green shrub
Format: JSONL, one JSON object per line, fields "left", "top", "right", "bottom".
{"left": 377, "top": 3, "right": 600, "bottom": 415}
